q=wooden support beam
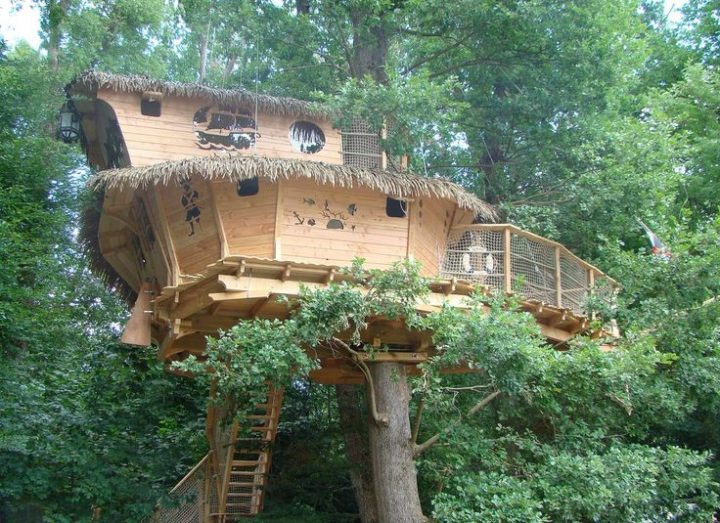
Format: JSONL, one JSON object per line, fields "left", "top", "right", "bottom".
{"left": 555, "top": 246, "right": 563, "bottom": 308}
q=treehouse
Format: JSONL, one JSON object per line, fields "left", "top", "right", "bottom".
{"left": 69, "top": 71, "right": 617, "bottom": 520}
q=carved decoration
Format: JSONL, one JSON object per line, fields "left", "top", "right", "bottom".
{"left": 291, "top": 195, "right": 358, "bottom": 231}
{"left": 193, "top": 105, "right": 259, "bottom": 150}
{"left": 180, "top": 178, "right": 202, "bottom": 236}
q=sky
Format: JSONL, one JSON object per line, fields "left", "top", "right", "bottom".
{"left": 0, "top": 1, "right": 687, "bottom": 53}
{"left": 0, "top": 1, "right": 42, "bottom": 49}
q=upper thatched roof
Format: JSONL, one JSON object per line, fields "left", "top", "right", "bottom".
{"left": 69, "top": 71, "right": 328, "bottom": 119}
{"left": 88, "top": 155, "right": 496, "bottom": 218}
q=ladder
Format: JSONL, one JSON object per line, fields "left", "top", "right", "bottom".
{"left": 213, "top": 387, "right": 284, "bottom": 520}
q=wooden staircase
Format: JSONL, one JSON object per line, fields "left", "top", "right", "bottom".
{"left": 209, "top": 387, "right": 284, "bottom": 521}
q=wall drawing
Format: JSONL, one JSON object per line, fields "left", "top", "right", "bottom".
{"left": 180, "top": 179, "right": 201, "bottom": 236}
{"left": 193, "top": 105, "right": 259, "bottom": 150}
{"left": 292, "top": 196, "right": 358, "bottom": 231}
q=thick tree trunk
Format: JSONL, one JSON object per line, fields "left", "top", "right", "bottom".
{"left": 367, "top": 362, "right": 425, "bottom": 523}
{"left": 336, "top": 384, "right": 379, "bottom": 523}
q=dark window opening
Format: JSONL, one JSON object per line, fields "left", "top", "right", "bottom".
{"left": 289, "top": 121, "right": 326, "bottom": 154}
{"left": 386, "top": 198, "right": 407, "bottom": 218}
{"left": 237, "top": 177, "right": 259, "bottom": 196}
{"left": 141, "top": 99, "right": 161, "bottom": 117}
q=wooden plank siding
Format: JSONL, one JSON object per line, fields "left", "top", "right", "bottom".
{"left": 97, "top": 89, "right": 343, "bottom": 167}
{"left": 213, "top": 178, "right": 277, "bottom": 259}
{"left": 407, "top": 197, "right": 455, "bottom": 277}
{"left": 156, "top": 177, "right": 222, "bottom": 276}
{"left": 279, "top": 179, "right": 410, "bottom": 270}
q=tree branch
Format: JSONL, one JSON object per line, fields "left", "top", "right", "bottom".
{"left": 411, "top": 394, "right": 425, "bottom": 445}
{"left": 413, "top": 389, "right": 501, "bottom": 458}
{"left": 331, "top": 337, "right": 389, "bottom": 426}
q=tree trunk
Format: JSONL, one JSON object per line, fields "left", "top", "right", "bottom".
{"left": 349, "top": 10, "right": 390, "bottom": 85}
{"left": 336, "top": 384, "right": 379, "bottom": 523}
{"left": 46, "top": 0, "right": 70, "bottom": 73}
{"left": 198, "top": 19, "right": 211, "bottom": 84}
{"left": 367, "top": 362, "right": 425, "bottom": 522}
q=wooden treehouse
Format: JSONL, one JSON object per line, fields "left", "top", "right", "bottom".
{"left": 69, "top": 71, "right": 617, "bottom": 521}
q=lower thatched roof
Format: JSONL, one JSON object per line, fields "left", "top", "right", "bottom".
{"left": 80, "top": 188, "right": 138, "bottom": 306}
{"left": 81, "top": 156, "right": 495, "bottom": 306}
{"left": 88, "top": 155, "right": 496, "bottom": 218}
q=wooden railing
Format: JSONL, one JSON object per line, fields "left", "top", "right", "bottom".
{"left": 441, "top": 224, "right": 617, "bottom": 316}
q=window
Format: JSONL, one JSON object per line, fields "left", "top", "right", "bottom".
{"left": 237, "top": 177, "right": 259, "bottom": 196}
{"left": 141, "top": 98, "right": 161, "bottom": 117}
{"left": 289, "top": 121, "right": 325, "bottom": 154}
{"left": 386, "top": 198, "right": 407, "bottom": 218}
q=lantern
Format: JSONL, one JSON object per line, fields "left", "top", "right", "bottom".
{"left": 58, "top": 100, "right": 81, "bottom": 143}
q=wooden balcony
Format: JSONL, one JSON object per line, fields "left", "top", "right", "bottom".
{"left": 441, "top": 224, "right": 617, "bottom": 316}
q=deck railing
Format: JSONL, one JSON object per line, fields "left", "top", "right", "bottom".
{"left": 440, "top": 224, "right": 617, "bottom": 316}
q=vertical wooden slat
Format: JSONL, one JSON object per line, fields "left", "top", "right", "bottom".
{"left": 207, "top": 181, "right": 230, "bottom": 258}
{"left": 273, "top": 182, "right": 284, "bottom": 260}
{"left": 152, "top": 186, "right": 180, "bottom": 286}
{"left": 588, "top": 269, "right": 596, "bottom": 321}
{"left": 503, "top": 227, "right": 512, "bottom": 293}
{"left": 555, "top": 246, "right": 562, "bottom": 308}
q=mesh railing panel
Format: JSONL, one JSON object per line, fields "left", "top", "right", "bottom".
{"left": 341, "top": 119, "right": 382, "bottom": 169}
{"left": 560, "top": 254, "right": 589, "bottom": 313}
{"left": 440, "top": 226, "right": 617, "bottom": 316}
{"left": 148, "top": 456, "right": 210, "bottom": 523}
{"left": 511, "top": 235, "right": 557, "bottom": 305}
{"left": 442, "top": 229, "right": 506, "bottom": 291}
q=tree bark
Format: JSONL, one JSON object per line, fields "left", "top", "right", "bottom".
{"left": 198, "top": 19, "right": 211, "bottom": 84}
{"left": 367, "top": 362, "right": 425, "bottom": 523}
{"left": 336, "top": 384, "right": 379, "bottom": 523}
{"left": 46, "top": 0, "right": 70, "bottom": 73}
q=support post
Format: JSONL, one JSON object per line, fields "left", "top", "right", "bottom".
{"left": 555, "top": 246, "right": 562, "bottom": 308}
{"left": 503, "top": 227, "right": 512, "bottom": 293}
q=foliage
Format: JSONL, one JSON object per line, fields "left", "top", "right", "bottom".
{"left": 174, "top": 259, "right": 429, "bottom": 410}
{"left": 4, "top": 0, "right": 720, "bottom": 520}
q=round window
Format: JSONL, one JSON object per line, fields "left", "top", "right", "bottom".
{"left": 289, "top": 121, "right": 325, "bottom": 154}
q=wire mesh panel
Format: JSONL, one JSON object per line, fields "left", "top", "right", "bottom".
{"left": 593, "top": 274, "right": 616, "bottom": 308}
{"left": 147, "top": 455, "right": 210, "bottom": 523}
{"left": 441, "top": 229, "right": 506, "bottom": 290}
{"left": 341, "top": 119, "right": 382, "bottom": 169}
{"left": 560, "top": 254, "right": 589, "bottom": 313}
{"left": 441, "top": 225, "right": 618, "bottom": 316}
{"left": 511, "top": 235, "right": 557, "bottom": 305}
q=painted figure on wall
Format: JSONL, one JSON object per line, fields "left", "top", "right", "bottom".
{"left": 181, "top": 180, "right": 201, "bottom": 236}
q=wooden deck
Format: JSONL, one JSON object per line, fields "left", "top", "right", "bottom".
{"left": 149, "top": 252, "right": 616, "bottom": 383}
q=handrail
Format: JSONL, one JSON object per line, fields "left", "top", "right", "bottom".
{"left": 442, "top": 224, "right": 618, "bottom": 315}
{"left": 169, "top": 452, "right": 211, "bottom": 494}
{"left": 450, "top": 224, "right": 618, "bottom": 286}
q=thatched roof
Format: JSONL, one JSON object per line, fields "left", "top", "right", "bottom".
{"left": 88, "top": 155, "right": 496, "bottom": 217}
{"left": 80, "top": 188, "right": 139, "bottom": 305}
{"left": 81, "top": 156, "right": 495, "bottom": 305}
{"left": 69, "top": 71, "right": 328, "bottom": 119}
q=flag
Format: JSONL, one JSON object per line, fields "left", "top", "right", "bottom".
{"left": 637, "top": 219, "right": 670, "bottom": 258}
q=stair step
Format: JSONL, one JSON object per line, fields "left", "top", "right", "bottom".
{"left": 232, "top": 459, "right": 265, "bottom": 465}
{"left": 229, "top": 482, "right": 257, "bottom": 487}
{"left": 227, "top": 492, "right": 261, "bottom": 498}
{"left": 231, "top": 471, "right": 267, "bottom": 476}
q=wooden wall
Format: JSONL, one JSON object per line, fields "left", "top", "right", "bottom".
{"left": 98, "top": 89, "right": 343, "bottom": 167}
{"left": 407, "top": 197, "right": 457, "bottom": 276}
{"left": 213, "top": 178, "right": 277, "bottom": 259}
{"left": 277, "top": 179, "right": 410, "bottom": 270}
{"left": 156, "top": 176, "right": 223, "bottom": 277}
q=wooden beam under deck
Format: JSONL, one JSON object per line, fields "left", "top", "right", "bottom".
{"left": 152, "top": 256, "right": 606, "bottom": 377}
